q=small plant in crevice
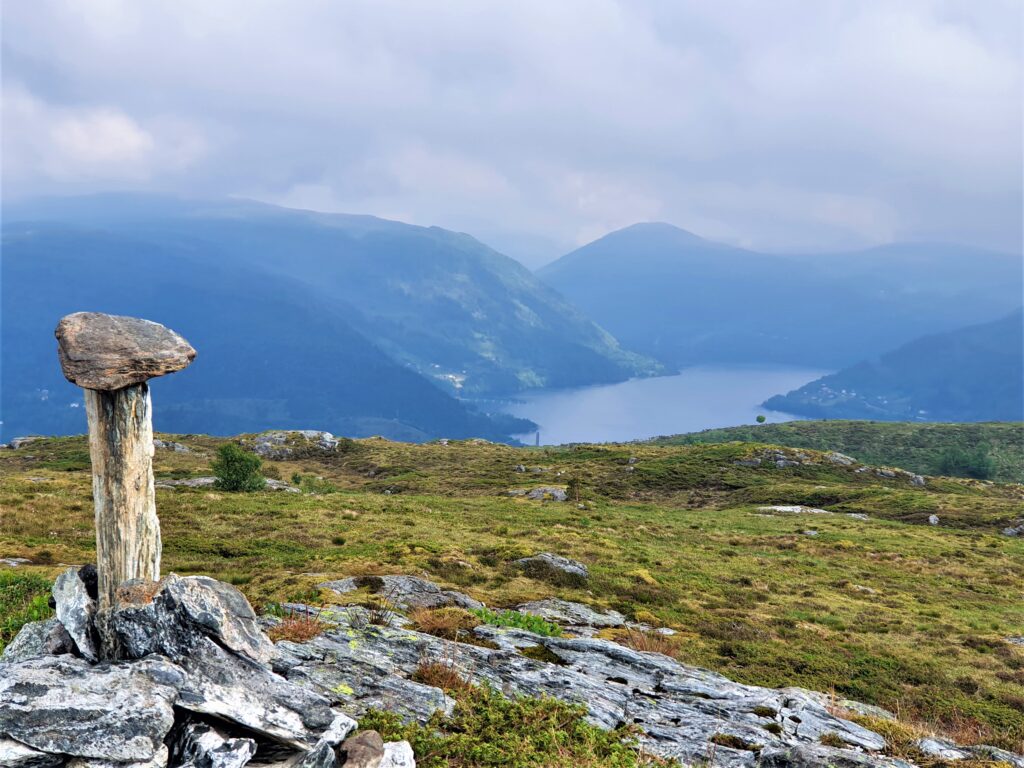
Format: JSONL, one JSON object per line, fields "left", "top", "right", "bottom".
{"left": 267, "top": 605, "right": 330, "bottom": 643}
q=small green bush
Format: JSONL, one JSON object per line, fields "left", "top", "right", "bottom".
{"left": 470, "top": 607, "right": 562, "bottom": 637}
{"left": 212, "top": 444, "right": 265, "bottom": 491}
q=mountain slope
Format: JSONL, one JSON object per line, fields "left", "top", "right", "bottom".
{"left": 6, "top": 194, "right": 657, "bottom": 396}
{"left": 647, "top": 420, "right": 1024, "bottom": 482}
{"left": 1, "top": 225, "right": 530, "bottom": 442}
{"left": 763, "top": 311, "right": 1024, "bottom": 422}
{"left": 538, "top": 222, "right": 1023, "bottom": 370}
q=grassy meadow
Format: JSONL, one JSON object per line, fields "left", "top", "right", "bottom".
{"left": 1, "top": 433, "right": 1022, "bottom": 751}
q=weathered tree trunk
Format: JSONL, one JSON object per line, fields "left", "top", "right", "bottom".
{"left": 84, "top": 383, "right": 161, "bottom": 612}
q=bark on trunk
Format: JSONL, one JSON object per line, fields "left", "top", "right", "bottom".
{"left": 84, "top": 383, "right": 161, "bottom": 612}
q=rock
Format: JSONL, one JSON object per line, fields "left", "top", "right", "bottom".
{"left": 0, "top": 654, "right": 183, "bottom": 762}
{"left": 759, "top": 744, "right": 914, "bottom": 768}
{"left": 513, "top": 464, "right": 526, "bottom": 473}
{"left": 107, "top": 574, "right": 348, "bottom": 750}
{"left": 275, "top": 611, "right": 891, "bottom": 767}
{"left": 515, "top": 599, "right": 625, "bottom": 630}
{"left": 66, "top": 745, "right": 170, "bottom": 768}
{"left": 0, "top": 738, "right": 65, "bottom": 767}
{"left": 0, "top": 557, "right": 32, "bottom": 566}
{"left": 733, "top": 459, "right": 762, "bottom": 467}
{"left": 53, "top": 566, "right": 98, "bottom": 661}
{"left": 1002, "top": 521, "right": 1024, "bottom": 537}
{"left": 8, "top": 436, "right": 42, "bottom": 449}
{"left": 875, "top": 469, "right": 896, "bottom": 478}
{"left": 802, "top": 530, "right": 818, "bottom": 536}
{"left": 169, "top": 720, "right": 257, "bottom": 768}
{"left": 514, "top": 553, "right": 589, "bottom": 586}
{"left": 846, "top": 513, "right": 870, "bottom": 521}
{"left": 916, "top": 737, "right": 970, "bottom": 760}
{"left": 0, "top": 617, "right": 75, "bottom": 663}
{"left": 340, "top": 730, "right": 385, "bottom": 768}
{"left": 155, "top": 476, "right": 217, "bottom": 489}
{"left": 757, "top": 505, "right": 831, "bottom": 515}
{"left": 162, "top": 574, "right": 277, "bottom": 664}
{"left": 963, "top": 745, "right": 1024, "bottom": 768}
{"left": 928, "top": 514, "right": 939, "bottom": 525}
{"left": 293, "top": 739, "right": 338, "bottom": 768}
{"left": 825, "top": 452, "right": 857, "bottom": 466}
{"left": 380, "top": 741, "right": 415, "bottom": 768}
{"left": 525, "top": 487, "right": 568, "bottom": 501}
{"left": 266, "top": 479, "right": 303, "bottom": 493}
{"left": 153, "top": 439, "right": 191, "bottom": 453}
{"left": 318, "top": 575, "right": 482, "bottom": 611}
{"left": 910, "top": 474, "right": 926, "bottom": 487}
{"left": 1007, "top": 636, "right": 1024, "bottom": 646}
{"left": 55, "top": 312, "right": 196, "bottom": 391}
{"left": 249, "top": 431, "right": 339, "bottom": 460}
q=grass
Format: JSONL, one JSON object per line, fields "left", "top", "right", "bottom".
{"left": 648, "top": 420, "right": 1024, "bottom": 482}
{"left": 360, "top": 684, "right": 673, "bottom": 767}
{"left": 0, "top": 570, "right": 53, "bottom": 652}
{"left": 0, "top": 433, "right": 1022, "bottom": 750}
{"left": 267, "top": 606, "right": 331, "bottom": 643}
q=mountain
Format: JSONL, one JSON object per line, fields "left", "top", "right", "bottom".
{"left": 6, "top": 194, "right": 657, "bottom": 396}
{"left": 763, "top": 311, "right": 1024, "bottom": 422}
{"left": 1, "top": 224, "right": 532, "bottom": 442}
{"left": 538, "top": 222, "right": 1023, "bottom": 370}
{"left": 646, "top": 420, "right": 1024, "bottom": 482}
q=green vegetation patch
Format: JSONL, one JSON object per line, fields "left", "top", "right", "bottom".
{"left": 360, "top": 684, "right": 671, "bottom": 767}
{"left": 0, "top": 570, "right": 53, "bottom": 653}
{"left": 470, "top": 607, "right": 562, "bottom": 637}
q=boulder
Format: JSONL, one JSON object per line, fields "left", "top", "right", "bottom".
{"left": 759, "top": 744, "right": 914, "bottom": 768}
{"left": 318, "top": 575, "right": 482, "bottom": 611}
{"left": 513, "top": 553, "right": 589, "bottom": 586}
{"left": 8, "top": 436, "right": 43, "bottom": 450}
{"left": 154, "top": 439, "right": 191, "bottom": 453}
{"left": 292, "top": 740, "right": 337, "bottom": 768}
{"left": 340, "top": 730, "right": 385, "bottom": 768}
{"left": 53, "top": 567, "right": 98, "bottom": 661}
{"left": 380, "top": 742, "right": 416, "bottom": 768}
{"left": 928, "top": 514, "right": 939, "bottom": 525}
{"left": 66, "top": 745, "right": 170, "bottom": 768}
{"left": 825, "top": 452, "right": 857, "bottom": 466}
{"left": 0, "top": 655, "right": 183, "bottom": 762}
{"left": 0, "top": 618, "right": 75, "bottom": 663}
{"left": 55, "top": 312, "right": 196, "bottom": 391}
{"left": 526, "top": 487, "right": 568, "bottom": 501}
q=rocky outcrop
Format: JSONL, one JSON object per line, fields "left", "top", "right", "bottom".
{"left": 153, "top": 439, "right": 191, "bottom": 453}
{"left": 1, "top": 569, "right": 411, "bottom": 768}
{"left": 513, "top": 552, "right": 589, "bottom": 586}
{"left": 244, "top": 431, "right": 341, "bottom": 460}
{"left": 318, "top": 574, "right": 482, "bottom": 611}
{"left": 154, "top": 476, "right": 300, "bottom": 493}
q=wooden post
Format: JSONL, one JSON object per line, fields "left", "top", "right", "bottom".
{"left": 55, "top": 312, "right": 195, "bottom": 620}
{"left": 84, "top": 384, "right": 161, "bottom": 609}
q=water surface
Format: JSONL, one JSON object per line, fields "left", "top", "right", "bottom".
{"left": 502, "top": 365, "right": 826, "bottom": 445}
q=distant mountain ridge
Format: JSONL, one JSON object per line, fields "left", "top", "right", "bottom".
{"left": 539, "top": 222, "right": 1022, "bottom": 372}
{"left": 7, "top": 194, "right": 657, "bottom": 397}
{"left": 763, "top": 311, "right": 1024, "bottom": 422}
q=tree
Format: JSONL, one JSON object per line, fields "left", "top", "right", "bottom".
{"left": 212, "top": 444, "right": 265, "bottom": 491}
{"left": 756, "top": 415, "right": 767, "bottom": 424}
{"left": 935, "top": 444, "right": 993, "bottom": 480}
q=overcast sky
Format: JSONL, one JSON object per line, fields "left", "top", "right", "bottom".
{"left": 3, "top": 1, "right": 1021, "bottom": 266}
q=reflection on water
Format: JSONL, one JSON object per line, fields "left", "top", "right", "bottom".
{"left": 502, "top": 365, "right": 827, "bottom": 445}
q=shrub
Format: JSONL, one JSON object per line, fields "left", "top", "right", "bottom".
{"left": 935, "top": 445, "right": 993, "bottom": 479}
{"left": 360, "top": 684, "right": 668, "bottom": 767}
{"left": 470, "top": 607, "right": 562, "bottom": 637}
{"left": 212, "top": 444, "right": 265, "bottom": 491}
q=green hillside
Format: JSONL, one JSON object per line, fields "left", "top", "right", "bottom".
{"left": 2, "top": 433, "right": 1022, "bottom": 750}
{"left": 764, "top": 311, "right": 1023, "bottom": 423}
{"left": 647, "top": 421, "right": 1024, "bottom": 482}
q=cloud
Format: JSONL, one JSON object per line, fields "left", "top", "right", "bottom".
{"left": 2, "top": 0, "right": 1020, "bottom": 263}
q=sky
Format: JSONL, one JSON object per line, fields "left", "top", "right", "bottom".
{"left": 2, "top": 1, "right": 1021, "bottom": 267}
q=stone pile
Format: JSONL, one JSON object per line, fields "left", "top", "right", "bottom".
{"left": 0, "top": 567, "right": 414, "bottom": 768}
